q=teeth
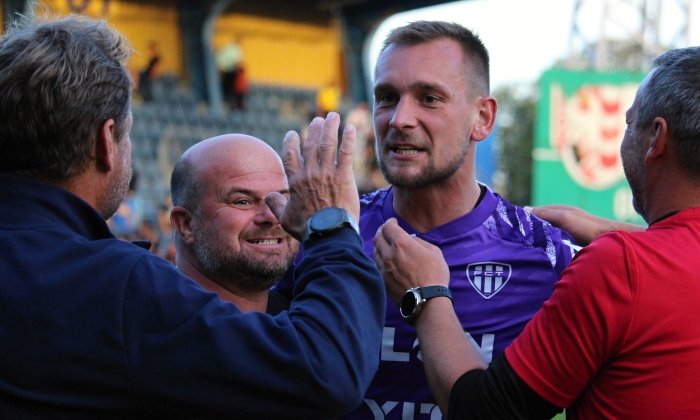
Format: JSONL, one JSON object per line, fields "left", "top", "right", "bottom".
{"left": 395, "top": 149, "right": 419, "bottom": 155}
{"left": 252, "top": 239, "right": 279, "bottom": 245}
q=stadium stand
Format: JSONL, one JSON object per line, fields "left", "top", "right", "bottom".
{"left": 130, "top": 72, "right": 317, "bottom": 224}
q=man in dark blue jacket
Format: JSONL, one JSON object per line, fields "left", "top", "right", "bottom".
{"left": 0, "top": 14, "right": 384, "bottom": 419}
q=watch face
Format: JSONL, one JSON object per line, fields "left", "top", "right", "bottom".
{"left": 400, "top": 289, "right": 419, "bottom": 319}
{"left": 310, "top": 207, "right": 345, "bottom": 232}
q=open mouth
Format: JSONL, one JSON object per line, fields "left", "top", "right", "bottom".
{"left": 391, "top": 145, "right": 423, "bottom": 155}
{"left": 247, "top": 238, "right": 282, "bottom": 245}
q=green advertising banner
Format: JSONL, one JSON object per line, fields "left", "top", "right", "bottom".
{"left": 532, "top": 69, "right": 646, "bottom": 224}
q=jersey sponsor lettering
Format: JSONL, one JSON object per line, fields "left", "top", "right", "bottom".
{"left": 381, "top": 326, "right": 409, "bottom": 362}
{"left": 364, "top": 399, "right": 441, "bottom": 420}
{"left": 381, "top": 327, "right": 495, "bottom": 364}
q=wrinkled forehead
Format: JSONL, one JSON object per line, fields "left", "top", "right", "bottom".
{"left": 206, "top": 150, "right": 284, "bottom": 181}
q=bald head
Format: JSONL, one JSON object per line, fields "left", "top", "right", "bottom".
{"left": 170, "top": 133, "right": 296, "bottom": 299}
{"left": 171, "top": 134, "right": 284, "bottom": 213}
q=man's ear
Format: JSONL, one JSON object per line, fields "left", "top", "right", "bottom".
{"left": 471, "top": 96, "right": 497, "bottom": 142}
{"left": 95, "top": 118, "right": 116, "bottom": 172}
{"left": 646, "top": 117, "right": 668, "bottom": 161}
{"left": 170, "top": 206, "right": 195, "bottom": 244}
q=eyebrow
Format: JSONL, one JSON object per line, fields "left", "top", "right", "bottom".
{"left": 373, "top": 82, "right": 393, "bottom": 95}
{"left": 374, "top": 81, "right": 447, "bottom": 95}
{"left": 224, "top": 187, "right": 289, "bottom": 199}
{"left": 411, "top": 81, "right": 443, "bottom": 92}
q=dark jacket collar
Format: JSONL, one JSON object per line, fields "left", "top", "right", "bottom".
{"left": 0, "top": 173, "right": 114, "bottom": 241}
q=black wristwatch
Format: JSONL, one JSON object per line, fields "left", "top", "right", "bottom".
{"left": 303, "top": 207, "right": 360, "bottom": 244}
{"left": 400, "top": 286, "right": 453, "bottom": 325}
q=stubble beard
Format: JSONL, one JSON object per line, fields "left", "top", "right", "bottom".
{"left": 101, "top": 156, "right": 132, "bottom": 220}
{"left": 623, "top": 161, "right": 647, "bottom": 221}
{"left": 621, "top": 138, "right": 648, "bottom": 221}
{"left": 377, "top": 136, "right": 470, "bottom": 189}
{"left": 192, "top": 227, "right": 295, "bottom": 292}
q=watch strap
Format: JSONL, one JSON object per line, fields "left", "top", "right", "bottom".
{"left": 401, "top": 285, "right": 453, "bottom": 325}
{"left": 419, "top": 285, "right": 453, "bottom": 302}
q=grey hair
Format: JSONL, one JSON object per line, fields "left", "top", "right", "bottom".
{"left": 636, "top": 46, "right": 700, "bottom": 178}
{"left": 0, "top": 13, "right": 132, "bottom": 180}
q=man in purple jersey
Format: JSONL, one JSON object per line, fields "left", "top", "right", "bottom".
{"left": 374, "top": 46, "right": 700, "bottom": 419}
{"left": 344, "top": 21, "right": 579, "bottom": 419}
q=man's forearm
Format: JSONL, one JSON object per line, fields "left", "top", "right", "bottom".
{"left": 414, "top": 297, "right": 487, "bottom": 414}
{"left": 290, "top": 227, "right": 386, "bottom": 414}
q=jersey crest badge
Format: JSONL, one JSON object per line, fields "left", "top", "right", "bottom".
{"left": 467, "top": 262, "right": 512, "bottom": 299}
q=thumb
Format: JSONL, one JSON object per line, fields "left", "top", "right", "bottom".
{"left": 264, "top": 192, "right": 288, "bottom": 224}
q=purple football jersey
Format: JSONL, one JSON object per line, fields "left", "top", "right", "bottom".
{"left": 345, "top": 185, "right": 578, "bottom": 419}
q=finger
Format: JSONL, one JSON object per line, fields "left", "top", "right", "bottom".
{"left": 264, "top": 192, "right": 288, "bottom": 224}
{"left": 337, "top": 123, "right": 356, "bottom": 173}
{"left": 373, "top": 234, "right": 394, "bottom": 278}
{"left": 376, "top": 218, "right": 397, "bottom": 246}
{"left": 373, "top": 240, "right": 385, "bottom": 271}
{"left": 530, "top": 206, "right": 569, "bottom": 225}
{"left": 373, "top": 224, "right": 388, "bottom": 258}
{"left": 303, "top": 117, "right": 324, "bottom": 166}
{"left": 281, "top": 130, "right": 302, "bottom": 180}
{"left": 380, "top": 218, "right": 408, "bottom": 244}
{"left": 527, "top": 206, "right": 547, "bottom": 218}
{"left": 531, "top": 204, "right": 577, "bottom": 214}
{"left": 319, "top": 112, "right": 341, "bottom": 166}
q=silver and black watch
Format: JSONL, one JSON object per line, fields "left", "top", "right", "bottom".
{"left": 400, "top": 286, "right": 453, "bottom": 325}
{"left": 303, "top": 207, "right": 360, "bottom": 244}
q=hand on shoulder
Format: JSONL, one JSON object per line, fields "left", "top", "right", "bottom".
{"left": 526, "top": 204, "right": 645, "bottom": 246}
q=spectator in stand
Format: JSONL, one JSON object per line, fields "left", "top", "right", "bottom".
{"left": 232, "top": 63, "right": 249, "bottom": 110}
{"left": 0, "top": 14, "right": 384, "bottom": 418}
{"left": 170, "top": 134, "right": 298, "bottom": 313}
{"left": 216, "top": 36, "right": 243, "bottom": 109}
{"left": 346, "top": 101, "right": 383, "bottom": 194}
{"left": 138, "top": 40, "right": 160, "bottom": 102}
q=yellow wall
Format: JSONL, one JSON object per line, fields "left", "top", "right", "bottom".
{"left": 34, "top": 0, "right": 184, "bottom": 78}
{"left": 28, "top": 1, "right": 344, "bottom": 89}
{"left": 214, "top": 13, "right": 342, "bottom": 89}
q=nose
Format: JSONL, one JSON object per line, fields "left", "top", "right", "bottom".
{"left": 254, "top": 201, "right": 280, "bottom": 226}
{"left": 389, "top": 97, "right": 417, "bottom": 130}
